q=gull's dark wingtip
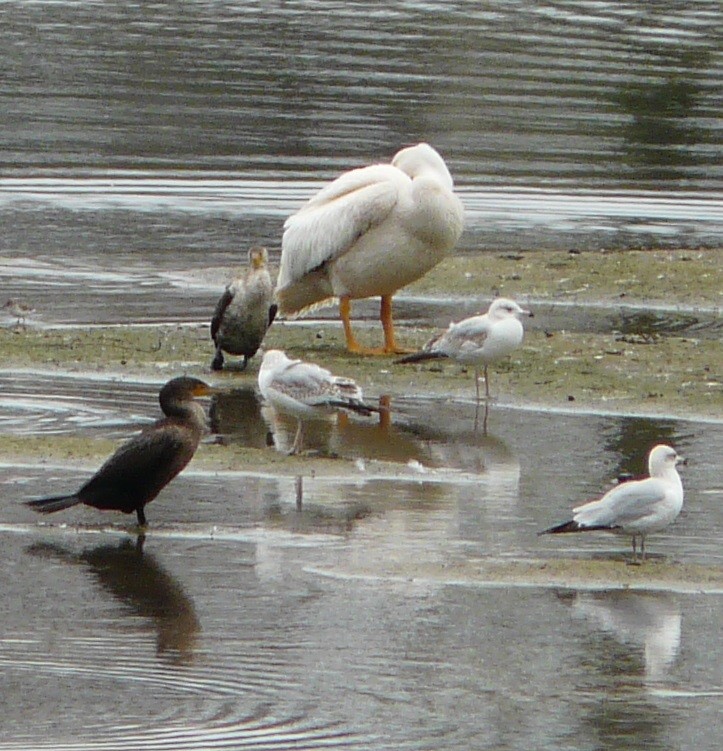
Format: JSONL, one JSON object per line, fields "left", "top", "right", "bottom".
{"left": 538, "top": 519, "right": 580, "bottom": 536}
{"left": 395, "top": 351, "right": 448, "bottom": 365}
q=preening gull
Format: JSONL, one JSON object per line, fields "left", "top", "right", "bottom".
{"left": 258, "top": 349, "right": 377, "bottom": 454}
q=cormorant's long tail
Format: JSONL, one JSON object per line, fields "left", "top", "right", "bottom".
{"left": 538, "top": 520, "right": 613, "bottom": 536}
{"left": 26, "top": 495, "right": 81, "bottom": 515}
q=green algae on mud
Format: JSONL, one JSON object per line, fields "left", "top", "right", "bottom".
{"left": 0, "top": 325, "right": 209, "bottom": 371}
{"left": 407, "top": 247, "right": 723, "bottom": 306}
{"left": 2, "top": 321, "right": 720, "bottom": 421}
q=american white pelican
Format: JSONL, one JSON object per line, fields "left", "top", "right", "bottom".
{"left": 539, "top": 444, "right": 685, "bottom": 562}
{"left": 211, "top": 247, "right": 277, "bottom": 371}
{"left": 258, "top": 349, "right": 377, "bottom": 454}
{"left": 396, "top": 297, "right": 532, "bottom": 401}
{"left": 275, "top": 143, "right": 465, "bottom": 355}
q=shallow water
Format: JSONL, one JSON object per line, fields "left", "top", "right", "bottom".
{"left": 1, "top": 379, "right": 722, "bottom": 749}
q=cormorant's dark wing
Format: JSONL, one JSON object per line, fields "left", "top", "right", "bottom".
{"left": 79, "top": 423, "right": 197, "bottom": 512}
{"left": 210, "top": 287, "right": 234, "bottom": 343}
{"left": 268, "top": 303, "right": 278, "bottom": 327}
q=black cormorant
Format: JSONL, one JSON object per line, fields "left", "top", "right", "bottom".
{"left": 25, "top": 376, "right": 213, "bottom": 526}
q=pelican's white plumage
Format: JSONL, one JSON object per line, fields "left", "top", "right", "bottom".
{"left": 258, "top": 349, "right": 375, "bottom": 454}
{"left": 275, "top": 143, "right": 464, "bottom": 354}
{"left": 397, "top": 297, "right": 532, "bottom": 401}
{"left": 540, "top": 444, "right": 685, "bottom": 562}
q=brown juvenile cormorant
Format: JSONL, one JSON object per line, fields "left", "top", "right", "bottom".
{"left": 25, "top": 376, "right": 213, "bottom": 527}
{"left": 210, "top": 246, "right": 277, "bottom": 371}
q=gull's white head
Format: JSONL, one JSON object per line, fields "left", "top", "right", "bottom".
{"left": 648, "top": 444, "right": 682, "bottom": 476}
{"left": 488, "top": 298, "right": 532, "bottom": 320}
{"left": 392, "top": 143, "right": 454, "bottom": 188}
{"left": 260, "top": 349, "right": 290, "bottom": 370}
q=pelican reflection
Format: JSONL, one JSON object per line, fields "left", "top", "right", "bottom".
{"left": 27, "top": 538, "right": 200, "bottom": 663}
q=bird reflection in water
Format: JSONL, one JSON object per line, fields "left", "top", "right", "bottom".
{"left": 561, "top": 590, "right": 682, "bottom": 684}
{"left": 27, "top": 537, "right": 200, "bottom": 664}
{"left": 261, "top": 394, "right": 412, "bottom": 462}
{"left": 209, "top": 385, "right": 273, "bottom": 448}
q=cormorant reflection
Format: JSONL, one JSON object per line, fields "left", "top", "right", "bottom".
{"left": 27, "top": 537, "right": 200, "bottom": 663}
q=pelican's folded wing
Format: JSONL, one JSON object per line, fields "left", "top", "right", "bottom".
{"left": 277, "top": 165, "right": 403, "bottom": 290}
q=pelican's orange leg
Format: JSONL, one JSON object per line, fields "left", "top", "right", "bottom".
{"left": 377, "top": 394, "right": 392, "bottom": 429}
{"left": 380, "top": 295, "right": 414, "bottom": 354}
{"left": 340, "top": 296, "right": 384, "bottom": 355}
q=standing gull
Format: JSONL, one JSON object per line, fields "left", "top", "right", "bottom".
{"left": 396, "top": 298, "right": 532, "bottom": 401}
{"left": 539, "top": 444, "right": 685, "bottom": 562}
{"left": 274, "top": 143, "right": 464, "bottom": 355}
{"left": 258, "top": 349, "right": 377, "bottom": 454}
{"left": 25, "top": 377, "right": 213, "bottom": 527}
{"left": 211, "top": 246, "right": 277, "bottom": 371}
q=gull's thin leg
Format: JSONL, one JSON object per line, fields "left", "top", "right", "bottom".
{"left": 481, "top": 401, "right": 490, "bottom": 435}
{"left": 474, "top": 367, "right": 481, "bottom": 404}
{"left": 295, "top": 475, "right": 303, "bottom": 510}
{"left": 484, "top": 365, "right": 491, "bottom": 400}
{"left": 631, "top": 535, "right": 639, "bottom": 563}
{"left": 290, "top": 420, "right": 305, "bottom": 455}
{"left": 640, "top": 535, "right": 646, "bottom": 562}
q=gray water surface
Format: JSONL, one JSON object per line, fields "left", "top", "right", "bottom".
{"left": 1, "top": 0, "right": 722, "bottom": 257}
